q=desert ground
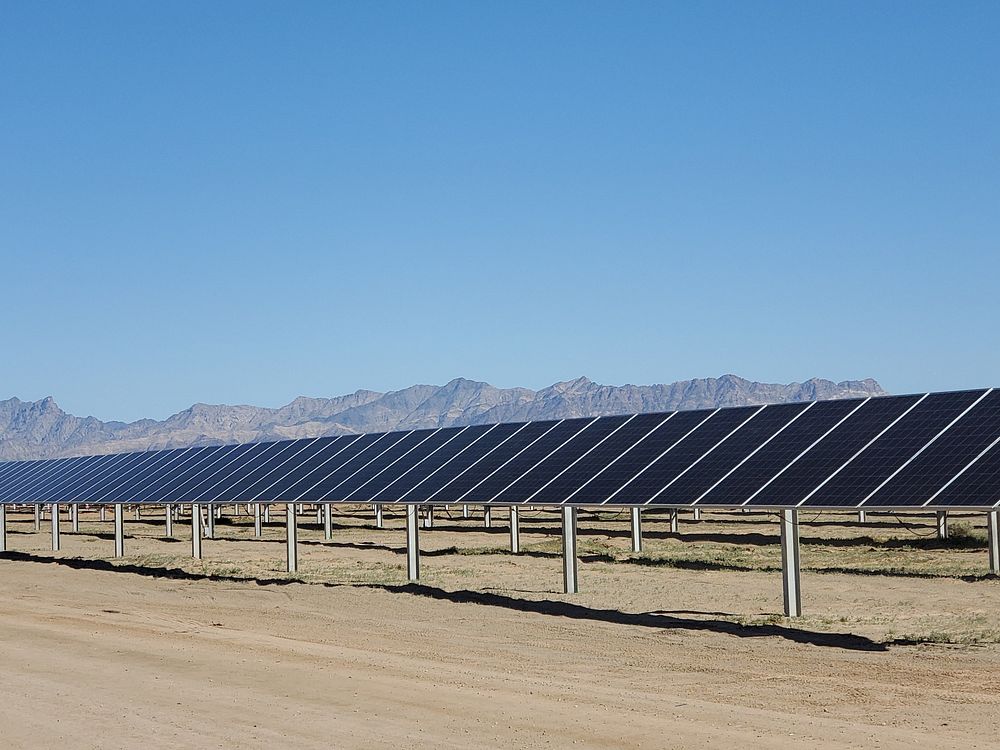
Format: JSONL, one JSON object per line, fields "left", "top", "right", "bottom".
{"left": 1, "top": 505, "right": 998, "bottom": 749}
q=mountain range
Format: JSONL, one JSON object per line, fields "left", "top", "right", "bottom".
{"left": 0, "top": 375, "right": 888, "bottom": 461}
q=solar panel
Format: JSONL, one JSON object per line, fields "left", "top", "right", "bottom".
{"left": 930, "top": 438, "right": 1000, "bottom": 508}
{"left": 253, "top": 435, "right": 363, "bottom": 500}
{"left": 802, "top": 389, "right": 988, "bottom": 507}
{"left": 0, "top": 457, "right": 72, "bottom": 502}
{"left": 313, "top": 430, "right": 442, "bottom": 501}
{"left": 696, "top": 398, "right": 867, "bottom": 506}
{"left": 296, "top": 431, "right": 413, "bottom": 501}
{"left": 341, "top": 427, "right": 469, "bottom": 502}
{"left": 745, "top": 394, "right": 924, "bottom": 507}
{"left": 528, "top": 413, "right": 672, "bottom": 505}
{"left": 82, "top": 449, "right": 177, "bottom": 504}
{"left": 1, "top": 389, "right": 998, "bottom": 510}
{"left": 426, "top": 420, "right": 563, "bottom": 503}
{"left": 490, "top": 415, "right": 633, "bottom": 504}
{"left": 861, "top": 389, "right": 1000, "bottom": 507}
{"left": 132, "top": 445, "right": 234, "bottom": 502}
{"left": 370, "top": 424, "right": 497, "bottom": 502}
{"left": 281, "top": 433, "right": 388, "bottom": 501}
{"left": 401, "top": 422, "right": 528, "bottom": 503}
{"left": 654, "top": 402, "right": 811, "bottom": 505}
{"left": 603, "top": 406, "right": 761, "bottom": 505}
{"left": 0, "top": 456, "right": 77, "bottom": 502}
{"left": 452, "top": 419, "right": 594, "bottom": 503}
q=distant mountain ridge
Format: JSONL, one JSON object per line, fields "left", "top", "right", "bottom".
{"left": 0, "top": 375, "right": 888, "bottom": 461}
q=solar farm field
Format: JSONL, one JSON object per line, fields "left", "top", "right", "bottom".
{"left": 1, "top": 505, "right": 998, "bottom": 749}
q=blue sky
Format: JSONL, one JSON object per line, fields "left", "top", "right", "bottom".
{"left": 1, "top": 1, "right": 998, "bottom": 422}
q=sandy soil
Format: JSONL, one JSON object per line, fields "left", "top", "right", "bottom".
{"left": 1, "top": 506, "right": 998, "bottom": 749}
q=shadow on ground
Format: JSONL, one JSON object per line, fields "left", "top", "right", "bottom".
{"left": 0, "top": 549, "right": 914, "bottom": 652}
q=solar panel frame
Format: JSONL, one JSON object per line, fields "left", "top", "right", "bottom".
{"left": 83, "top": 448, "right": 176, "bottom": 504}
{"left": 745, "top": 394, "right": 927, "bottom": 507}
{"left": 490, "top": 415, "right": 634, "bottom": 505}
{"left": 19, "top": 454, "right": 124, "bottom": 504}
{"left": 800, "top": 390, "right": 988, "bottom": 508}
{"left": 398, "top": 422, "right": 528, "bottom": 503}
{"left": 425, "top": 421, "right": 562, "bottom": 503}
{"left": 124, "top": 445, "right": 220, "bottom": 502}
{"left": 2, "top": 388, "right": 999, "bottom": 511}
{"left": 201, "top": 439, "right": 313, "bottom": 503}
{"left": 859, "top": 389, "right": 1000, "bottom": 507}
{"left": 0, "top": 456, "right": 78, "bottom": 502}
{"left": 40, "top": 454, "right": 130, "bottom": 503}
{"left": 295, "top": 431, "right": 415, "bottom": 502}
{"left": 251, "top": 434, "right": 367, "bottom": 501}
{"left": 0, "top": 457, "right": 71, "bottom": 502}
{"left": 369, "top": 424, "right": 492, "bottom": 502}
{"left": 529, "top": 413, "right": 674, "bottom": 506}
{"left": 652, "top": 403, "right": 812, "bottom": 506}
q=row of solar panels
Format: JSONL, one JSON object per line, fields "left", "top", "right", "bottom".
{"left": 1, "top": 389, "right": 999, "bottom": 509}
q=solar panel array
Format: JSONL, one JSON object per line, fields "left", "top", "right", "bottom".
{"left": 1, "top": 389, "right": 999, "bottom": 510}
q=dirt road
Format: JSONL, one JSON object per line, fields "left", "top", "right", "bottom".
{"left": 1, "top": 509, "right": 998, "bottom": 748}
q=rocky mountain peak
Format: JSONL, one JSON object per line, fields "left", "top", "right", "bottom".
{"left": 0, "top": 375, "right": 889, "bottom": 460}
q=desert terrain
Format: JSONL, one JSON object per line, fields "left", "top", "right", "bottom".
{"left": 1, "top": 506, "right": 998, "bottom": 749}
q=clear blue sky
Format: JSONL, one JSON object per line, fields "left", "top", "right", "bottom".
{"left": 2, "top": 1, "right": 998, "bottom": 422}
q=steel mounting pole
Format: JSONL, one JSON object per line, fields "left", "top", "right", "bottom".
{"left": 630, "top": 506, "right": 642, "bottom": 553}
{"left": 561, "top": 506, "right": 579, "bottom": 594}
{"left": 253, "top": 503, "right": 262, "bottom": 537}
{"left": 286, "top": 502, "right": 298, "bottom": 573}
{"left": 165, "top": 504, "right": 173, "bottom": 537}
{"left": 0, "top": 505, "right": 6, "bottom": 552}
{"left": 192, "top": 504, "right": 203, "bottom": 559}
{"left": 51, "top": 503, "right": 61, "bottom": 551}
{"left": 987, "top": 510, "right": 999, "bottom": 575}
{"left": 375, "top": 504, "right": 384, "bottom": 529}
{"left": 406, "top": 504, "right": 420, "bottom": 581}
{"left": 509, "top": 505, "right": 520, "bottom": 553}
{"left": 323, "top": 503, "right": 332, "bottom": 540}
{"left": 114, "top": 504, "right": 125, "bottom": 557}
{"left": 484, "top": 505, "right": 492, "bottom": 528}
{"left": 779, "top": 509, "right": 801, "bottom": 617}
{"left": 936, "top": 511, "right": 949, "bottom": 540}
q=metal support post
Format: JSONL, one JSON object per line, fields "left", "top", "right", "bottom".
{"left": 253, "top": 503, "right": 262, "bottom": 537}
{"left": 509, "top": 505, "right": 520, "bottom": 553}
{"left": 484, "top": 505, "right": 492, "bottom": 528}
{"left": 71, "top": 504, "right": 79, "bottom": 532}
{"left": 562, "top": 506, "right": 579, "bottom": 594}
{"left": 100, "top": 505, "right": 107, "bottom": 522}
{"left": 264, "top": 504, "right": 271, "bottom": 524}
{"left": 34, "top": 504, "right": 41, "bottom": 531}
{"left": 375, "top": 504, "right": 384, "bottom": 529}
{"left": 165, "top": 504, "right": 173, "bottom": 537}
{"left": 406, "top": 505, "right": 420, "bottom": 581}
{"left": 323, "top": 503, "right": 332, "bottom": 540}
{"left": 936, "top": 511, "right": 949, "bottom": 540}
{"left": 423, "top": 506, "right": 434, "bottom": 529}
{"left": 670, "top": 508, "right": 679, "bottom": 534}
{"left": 987, "top": 511, "right": 999, "bottom": 575}
{"left": 286, "top": 503, "right": 298, "bottom": 573}
{"left": 692, "top": 508, "right": 701, "bottom": 522}
{"left": 0, "top": 505, "right": 6, "bottom": 552}
{"left": 463, "top": 504, "right": 470, "bottom": 519}
{"left": 779, "top": 509, "right": 801, "bottom": 617}
{"left": 51, "top": 503, "right": 61, "bottom": 551}
{"left": 858, "top": 510, "right": 867, "bottom": 523}
{"left": 114, "top": 504, "right": 125, "bottom": 557}
{"left": 192, "top": 504, "right": 203, "bottom": 559}
{"left": 206, "top": 505, "right": 215, "bottom": 539}
{"left": 630, "top": 506, "right": 642, "bottom": 553}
